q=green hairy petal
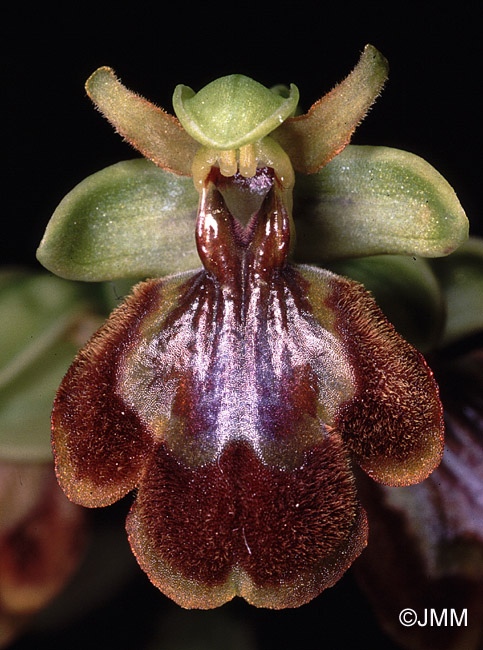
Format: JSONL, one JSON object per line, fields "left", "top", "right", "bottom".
{"left": 430, "top": 237, "right": 483, "bottom": 344}
{"left": 36, "top": 160, "right": 201, "bottom": 281}
{"left": 327, "top": 256, "right": 444, "bottom": 353}
{"left": 173, "top": 74, "right": 299, "bottom": 149}
{"left": 0, "top": 272, "right": 95, "bottom": 461}
{"left": 272, "top": 45, "right": 388, "bottom": 173}
{"left": 86, "top": 67, "right": 199, "bottom": 176}
{"left": 293, "top": 145, "right": 468, "bottom": 261}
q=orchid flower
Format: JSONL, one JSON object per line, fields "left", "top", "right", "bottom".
{"left": 36, "top": 45, "right": 468, "bottom": 609}
{"left": 0, "top": 271, "right": 92, "bottom": 643}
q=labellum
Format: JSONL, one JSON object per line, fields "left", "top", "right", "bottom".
{"left": 38, "top": 45, "right": 468, "bottom": 609}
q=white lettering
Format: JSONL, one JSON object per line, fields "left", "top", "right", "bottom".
{"left": 430, "top": 609, "right": 447, "bottom": 627}
{"left": 450, "top": 609, "right": 467, "bottom": 627}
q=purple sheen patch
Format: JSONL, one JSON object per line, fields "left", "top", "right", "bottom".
{"left": 118, "top": 177, "right": 355, "bottom": 468}
{"left": 127, "top": 436, "right": 368, "bottom": 609}
{"left": 119, "top": 265, "right": 355, "bottom": 468}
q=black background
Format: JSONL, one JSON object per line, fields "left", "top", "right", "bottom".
{"left": 4, "top": 4, "right": 481, "bottom": 649}
{"left": 4, "top": 5, "right": 481, "bottom": 268}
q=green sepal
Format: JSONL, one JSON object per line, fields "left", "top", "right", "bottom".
{"left": 173, "top": 75, "right": 299, "bottom": 150}
{"left": 86, "top": 67, "right": 199, "bottom": 176}
{"left": 326, "top": 255, "right": 445, "bottom": 352}
{"left": 0, "top": 271, "right": 99, "bottom": 462}
{"left": 294, "top": 145, "right": 468, "bottom": 262}
{"left": 272, "top": 45, "right": 388, "bottom": 173}
{"left": 430, "top": 237, "right": 483, "bottom": 344}
{"left": 36, "top": 159, "right": 201, "bottom": 282}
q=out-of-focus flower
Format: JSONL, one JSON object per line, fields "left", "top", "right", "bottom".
{"left": 0, "top": 462, "right": 85, "bottom": 648}
{"left": 349, "top": 240, "right": 483, "bottom": 650}
{"left": 0, "top": 271, "right": 99, "bottom": 646}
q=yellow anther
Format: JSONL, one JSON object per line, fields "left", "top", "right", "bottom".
{"left": 191, "top": 138, "right": 295, "bottom": 203}
{"left": 239, "top": 143, "right": 257, "bottom": 178}
{"left": 192, "top": 147, "right": 218, "bottom": 191}
{"left": 257, "top": 137, "right": 294, "bottom": 190}
{"left": 219, "top": 149, "right": 237, "bottom": 177}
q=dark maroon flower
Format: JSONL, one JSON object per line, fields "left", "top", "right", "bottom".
{"left": 354, "top": 349, "right": 483, "bottom": 649}
{"left": 35, "top": 47, "right": 470, "bottom": 609}
{"left": 51, "top": 166, "right": 443, "bottom": 608}
{"left": 0, "top": 462, "right": 86, "bottom": 645}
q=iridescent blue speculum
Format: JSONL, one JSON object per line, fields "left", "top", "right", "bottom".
{"left": 37, "top": 44, "right": 468, "bottom": 609}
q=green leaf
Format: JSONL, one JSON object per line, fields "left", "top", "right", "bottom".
{"left": 430, "top": 237, "right": 483, "bottom": 344}
{"left": 0, "top": 272, "right": 98, "bottom": 462}
{"left": 37, "top": 159, "right": 201, "bottom": 282}
{"left": 326, "top": 255, "right": 444, "bottom": 352}
{"left": 294, "top": 145, "right": 468, "bottom": 261}
{"left": 272, "top": 45, "right": 388, "bottom": 173}
{"left": 86, "top": 67, "right": 199, "bottom": 176}
{"left": 173, "top": 75, "right": 299, "bottom": 150}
